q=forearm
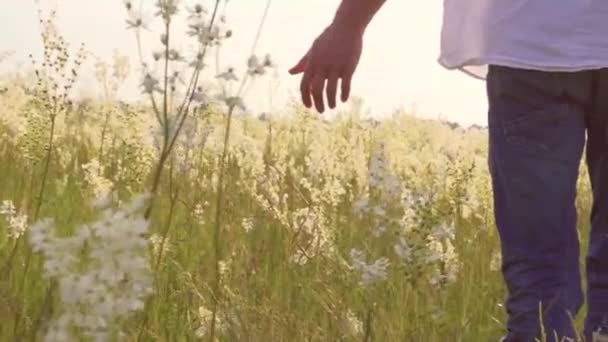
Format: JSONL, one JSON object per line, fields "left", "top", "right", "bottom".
{"left": 331, "top": 0, "right": 387, "bottom": 33}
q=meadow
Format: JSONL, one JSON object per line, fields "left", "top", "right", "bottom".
{"left": 0, "top": 1, "right": 596, "bottom": 341}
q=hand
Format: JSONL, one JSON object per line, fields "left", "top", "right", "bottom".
{"left": 289, "top": 24, "right": 363, "bottom": 113}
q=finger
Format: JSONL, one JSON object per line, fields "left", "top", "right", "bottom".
{"left": 300, "top": 66, "right": 313, "bottom": 108}
{"left": 341, "top": 71, "right": 353, "bottom": 103}
{"left": 326, "top": 70, "right": 339, "bottom": 110}
{"left": 311, "top": 70, "right": 327, "bottom": 113}
{"left": 289, "top": 53, "right": 308, "bottom": 75}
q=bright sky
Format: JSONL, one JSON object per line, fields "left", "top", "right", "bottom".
{"left": 0, "top": 0, "right": 488, "bottom": 127}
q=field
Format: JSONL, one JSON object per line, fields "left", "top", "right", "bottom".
{"left": 0, "top": 2, "right": 596, "bottom": 341}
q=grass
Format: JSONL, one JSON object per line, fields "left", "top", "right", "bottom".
{"left": 0, "top": 92, "right": 596, "bottom": 340}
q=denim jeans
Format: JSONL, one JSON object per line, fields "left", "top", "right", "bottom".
{"left": 487, "top": 65, "right": 608, "bottom": 342}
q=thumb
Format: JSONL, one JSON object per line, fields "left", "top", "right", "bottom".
{"left": 289, "top": 53, "right": 309, "bottom": 75}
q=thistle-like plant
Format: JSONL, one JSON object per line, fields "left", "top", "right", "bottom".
{"left": 123, "top": 1, "right": 275, "bottom": 340}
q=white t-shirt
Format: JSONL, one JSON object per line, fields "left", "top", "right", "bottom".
{"left": 438, "top": 0, "right": 608, "bottom": 79}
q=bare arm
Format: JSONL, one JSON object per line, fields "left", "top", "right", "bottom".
{"left": 331, "top": 0, "right": 388, "bottom": 34}
{"left": 289, "top": 0, "right": 388, "bottom": 113}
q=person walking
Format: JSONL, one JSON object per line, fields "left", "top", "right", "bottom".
{"left": 289, "top": 1, "right": 608, "bottom": 341}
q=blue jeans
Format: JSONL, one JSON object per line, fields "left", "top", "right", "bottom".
{"left": 487, "top": 65, "right": 608, "bottom": 341}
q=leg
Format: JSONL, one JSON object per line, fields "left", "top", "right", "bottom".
{"left": 584, "top": 69, "right": 608, "bottom": 341}
{"left": 487, "top": 65, "right": 590, "bottom": 341}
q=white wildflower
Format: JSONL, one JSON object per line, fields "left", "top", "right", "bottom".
{"left": 289, "top": 207, "right": 335, "bottom": 263}
{"left": 353, "top": 197, "right": 369, "bottom": 215}
{"left": 394, "top": 237, "right": 413, "bottom": 263}
{"left": 246, "top": 54, "right": 268, "bottom": 76}
{"left": 433, "top": 224, "right": 456, "bottom": 241}
{"left": 7, "top": 214, "right": 28, "bottom": 240}
{"left": 81, "top": 159, "right": 114, "bottom": 204}
{"left": 220, "top": 95, "right": 246, "bottom": 111}
{"left": 262, "top": 54, "right": 274, "bottom": 68}
{"left": 215, "top": 67, "right": 238, "bottom": 82}
{"left": 349, "top": 248, "right": 390, "bottom": 288}
{"left": 193, "top": 202, "right": 206, "bottom": 225}
{"left": 195, "top": 306, "right": 213, "bottom": 338}
{"left": 368, "top": 146, "right": 388, "bottom": 188}
{"left": 0, "top": 200, "right": 16, "bottom": 217}
{"left": 425, "top": 236, "right": 460, "bottom": 287}
{"left": 195, "top": 305, "right": 227, "bottom": 339}
{"left": 289, "top": 249, "right": 309, "bottom": 266}
{"left": 189, "top": 54, "right": 207, "bottom": 71}
{"left": 167, "top": 49, "right": 185, "bottom": 62}
{"left": 149, "top": 233, "right": 170, "bottom": 257}
{"left": 191, "top": 88, "right": 209, "bottom": 104}
{"left": 342, "top": 309, "right": 363, "bottom": 337}
{"left": 141, "top": 73, "right": 162, "bottom": 94}
{"left": 218, "top": 259, "right": 230, "bottom": 277}
{"left": 424, "top": 238, "right": 444, "bottom": 264}
{"left": 30, "top": 195, "right": 153, "bottom": 341}
{"left": 373, "top": 224, "right": 386, "bottom": 237}
{"left": 155, "top": 0, "right": 179, "bottom": 19}
{"left": 196, "top": 23, "right": 230, "bottom": 46}
{"left": 0, "top": 200, "right": 28, "bottom": 240}
{"left": 30, "top": 219, "right": 54, "bottom": 253}
{"left": 187, "top": 3, "right": 208, "bottom": 18}
{"left": 241, "top": 217, "right": 254, "bottom": 233}
{"left": 126, "top": 11, "right": 151, "bottom": 30}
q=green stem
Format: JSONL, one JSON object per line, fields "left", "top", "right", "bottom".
{"left": 154, "top": 158, "right": 178, "bottom": 275}
{"left": 34, "top": 116, "right": 56, "bottom": 220}
{"left": 162, "top": 17, "right": 171, "bottom": 142}
{"left": 144, "top": 148, "right": 169, "bottom": 220}
{"left": 208, "top": 103, "right": 235, "bottom": 342}
{"left": 364, "top": 304, "right": 374, "bottom": 342}
{"left": 14, "top": 115, "right": 57, "bottom": 338}
{"left": 98, "top": 109, "right": 112, "bottom": 165}
{"left": 142, "top": 0, "right": 221, "bottom": 219}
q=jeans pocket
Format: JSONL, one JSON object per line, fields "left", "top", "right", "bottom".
{"left": 501, "top": 102, "right": 570, "bottom": 155}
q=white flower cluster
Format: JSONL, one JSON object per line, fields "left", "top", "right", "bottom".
{"left": 195, "top": 305, "right": 227, "bottom": 339}
{"left": 187, "top": 9, "right": 232, "bottom": 47}
{"left": 249, "top": 166, "right": 290, "bottom": 228}
{"left": 349, "top": 248, "right": 390, "bottom": 288}
{"left": 81, "top": 159, "right": 114, "bottom": 204}
{"left": 340, "top": 309, "right": 363, "bottom": 337}
{"left": 241, "top": 217, "right": 254, "bottom": 233}
{"left": 193, "top": 202, "right": 208, "bottom": 225}
{"left": 29, "top": 194, "right": 153, "bottom": 341}
{"left": 288, "top": 207, "right": 334, "bottom": 266}
{"left": 425, "top": 226, "right": 460, "bottom": 287}
{"left": 149, "top": 233, "right": 170, "bottom": 259}
{"left": 393, "top": 237, "right": 413, "bottom": 263}
{"left": 354, "top": 145, "right": 404, "bottom": 238}
{"left": 367, "top": 144, "right": 401, "bottom": 197}
{"left": 246, "top": 54, "right": 274, "bottom": 76}
{"left": 0, "top": 199, "right": 28, "bottom": 240}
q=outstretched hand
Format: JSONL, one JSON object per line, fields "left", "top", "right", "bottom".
{"left": 289, "top": 25, "right": 363, "bottom": 113}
